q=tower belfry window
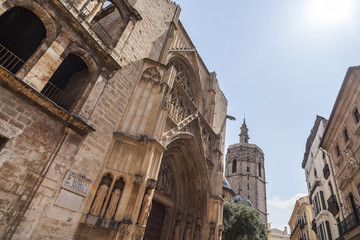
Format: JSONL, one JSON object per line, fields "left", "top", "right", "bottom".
{"left": 0, "top": 135, "right": 8, "bottom": 152}
{"left": 232, "top": 159, "right": 237, "bottom": 173}
{"left": 258, "top": 163, "right": 261, "bottom": 177}
{"left": 354, "top": 108, "right": 360, "bottom": 124}
{"left": 344, "top": 128, "right": 349, "bottom": 143}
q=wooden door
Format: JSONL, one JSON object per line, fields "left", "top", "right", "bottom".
{"left": 143, "top": 201, "right": 165, "bottom": 240}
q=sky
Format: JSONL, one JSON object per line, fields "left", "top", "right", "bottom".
{"left": 174, "top": 0, "right": 360, "bottom": 231}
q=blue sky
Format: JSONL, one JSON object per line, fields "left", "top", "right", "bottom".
{"left": 174, "top": 0, "right": 360, "bottom": 230}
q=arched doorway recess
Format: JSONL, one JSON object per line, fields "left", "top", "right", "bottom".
{"left": 144, "top": 134, "right": 209, "bottom": 240}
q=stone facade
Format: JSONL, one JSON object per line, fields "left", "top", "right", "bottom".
{"left": 225, "top": 120, "right": 268, "bottom": 223}
{"left": 302, "top": 116, "right": 341, "bottom": 240}
{"left": 320, "top": 66, "right": 360, "bottom": 240}
{"left": 0, "top": 0, "right": 228, "bottom": 239}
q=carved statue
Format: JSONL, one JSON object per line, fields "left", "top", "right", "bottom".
{"left": 117, "top": 224, "right": 129, "bottom": 240}
{"left": 209, "top": 222, "right": 216, "bottom": 240}
{"left": 194, "top": 218, "right": 202, "bottom": 240}
{"left": 173, "top": 213, "right": 182, "bottom": 240}
{"left": 183, "top": 217, "right": 192, "bottom": 240}
{"left": 156, "top": 165, "right": 174, "bottom": 199}
{"left": 90, "top": 184, "right": 109, "bottom": 216}
{"left": 104, "top": 188, "right": 121, "bottom": 219}
{"left": 138, "top": 190, "right": 153, "bottom": 226}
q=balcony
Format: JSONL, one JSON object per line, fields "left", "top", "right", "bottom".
{"left": 323, "top": 164, "right": 330, "bottom": 180}
{"left": 327, "top": 195, "right": 339, "bottom": 216}
{"left": 312, "top": 219, "right": 317, "bottom": 234}
{"left": 0, "top": 44, "right": 25, "bottom": 74}
{"left": 338, "top": 206, "right": 360, "bottom": 236}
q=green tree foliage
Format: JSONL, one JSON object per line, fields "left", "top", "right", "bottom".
{"left": 223, "top": 200, "right": 267, "bottom": 240}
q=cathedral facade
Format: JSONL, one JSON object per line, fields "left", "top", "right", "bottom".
{"left": 0, "top": 0, "right": 227, "bottom": 239}
{"left": 225, "top": 120, "right": 268, "bottom": 223}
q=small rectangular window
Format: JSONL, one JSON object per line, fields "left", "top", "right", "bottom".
{"left": 336, "top": 145, "right": 341, "bottom": 156}
{"left": 258, "top": 163, "right": 262, "bottom": 177}
{"left": 0, "top": 135, "right": 8, "bottom": 152}
{"left": 247, "top": 167, "right": 250, "bottom": 173}
{"left": 344, "top": 128, "right": 349, "bottom": 143}
{"left": 354, "top": 108, "right": 360, "bottom": 124}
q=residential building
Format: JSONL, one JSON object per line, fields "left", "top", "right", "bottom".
{"left": 321, "top": 66, "right": 360, "bottom": 240}
{"left": 268, "top": 224, "right": 290, "bottom": 240}
{"left": 225, "top": 119, "right": 268, "bottom": 223}
{"left": 288, "top": 196, "right": 317, "bottom": 240}
{"left": 302, "top": 115, "right": 341, "bottom": 240}
{"left": 0, "top": 0, "right": 228, "bottom": 239}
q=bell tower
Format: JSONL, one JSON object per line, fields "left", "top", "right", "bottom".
{"left": 225, "top": 120, "right": 268, "bottom": 223}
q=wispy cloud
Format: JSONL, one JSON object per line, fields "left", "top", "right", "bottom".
{"left": 267, "top": 193, "right": 307, "bottom": 230}
{"left": 268, "top": 193, "right": 307, "bottom": 210}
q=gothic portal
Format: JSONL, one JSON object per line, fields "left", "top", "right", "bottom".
{"left": 0, "top": 0, "right": 227, "bottom": 239}
{"left": 225, "top": 120, "right": 268, "bottom": 223}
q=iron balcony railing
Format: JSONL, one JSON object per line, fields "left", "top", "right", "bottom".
{"left": 41, "top": 81, "right": 73, "bottom": 111}
{"left": 91, "top": 20, "right": 112, "bottom": 46}
{"left": 338, "top": 205, "right": 360, "bottom": 236}
{"left": 327, "top": 195, "right": 339, "bottom": 216}
{"left": 323, "top": 164, "right": 330, "bottom": 180}
{"left": 0, "top": 43, "right": 25, "bottom": 74}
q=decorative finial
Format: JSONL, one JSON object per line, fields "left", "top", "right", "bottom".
{"left": 239, "top": 116, "right": 250, "bottom": 143}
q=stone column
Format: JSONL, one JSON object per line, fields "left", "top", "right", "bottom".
{"left": 0, "top": 1, "right": 12, "bottom": 15}
{"left": 23, "top": 32, "right": 71, "bottom": 91}
{"left": 85, "top": 0, "right": 104, "bottom": 23}
{"left": 73, "top": 0, "right": 88, "bottom": 11}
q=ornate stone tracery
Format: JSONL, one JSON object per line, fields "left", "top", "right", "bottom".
{"left": 156, "top": 163, "right": 175, "bottom": 199}
{"left": 140, "top": 67, "right": 161, "bottom": 83}
{"left": 170, "top": 62, "right": 194, "bottom": 101}
{"left": 166, "top": 87, "right": 195, "bottom": 124}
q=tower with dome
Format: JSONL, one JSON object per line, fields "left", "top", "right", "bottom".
{"left": 225, "top": 119, "right": 268, "bottom": 223}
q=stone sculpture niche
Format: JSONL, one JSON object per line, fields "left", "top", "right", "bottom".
{"left": 89, "top": 174, "right": 125, "bottom": 220}
{"left": 104, "top": 178, "right": 124, "bottom": 219}
{"left": 90, "top": 174, "right": 112, "bottom": 216}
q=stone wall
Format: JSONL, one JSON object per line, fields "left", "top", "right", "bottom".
{"left": 225, "top": 143, "right": 268, "bottom": 223}
{"left": 0, "top": 0, "right": 227, "bottom": 239}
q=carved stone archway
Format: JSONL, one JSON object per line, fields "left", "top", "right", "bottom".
{"left": 144, "top": 134, "right": 210, "bottom": 240}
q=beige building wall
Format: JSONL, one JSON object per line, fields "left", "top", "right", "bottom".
{"left": 0, "top": 0, "right": 228, "bottom": 239}
{"left": 268, "top": 224, "right": 290, "bottom": 240}
{"left": 302, "top": 116, "right": 341, "bottom": 240}
{"left": 321, "top": 66, "right": 360, "bottom": 240}
{"left": 288, "top": 196, "right": 317, "bottom": 240}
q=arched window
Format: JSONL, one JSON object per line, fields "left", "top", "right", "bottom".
{"left": 81, "top": 0, "right": 129, "bottom": 47}
{"left": 41, "top": 54, "right": 89, "bottom": 111}
{"left": 258, "top": 163, "right": 261, "bottom": 177}
{"left": 232, "top": 159, "right": 237, "bottom": 173}
{"left": 0, "top": 7, "right": 46, "bottom": 73}
{"left": 169, "top": 61, "right": 194, "bottom": 101}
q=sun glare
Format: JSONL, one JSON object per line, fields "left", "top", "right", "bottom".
{"left": 306, "top": 0, "right": 356, "bottom": 27}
